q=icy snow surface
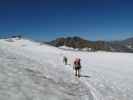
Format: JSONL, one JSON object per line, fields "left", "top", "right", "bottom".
{"left": 0, "top": 38, "right": 133, "bottom": 100}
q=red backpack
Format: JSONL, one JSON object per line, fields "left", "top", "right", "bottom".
{"left": 74, "top": 58, "right": 80, "bottom": 65}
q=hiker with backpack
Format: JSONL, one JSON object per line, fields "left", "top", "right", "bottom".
{"left": 63, "top": 56, "right": 68, "bottom": 65}
{"left": 73, "top": 58, "right": 81, "bottom": 77}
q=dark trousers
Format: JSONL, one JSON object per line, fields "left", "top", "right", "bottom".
{"left": 75, "top": 69, "right": 80, "bottom": 77}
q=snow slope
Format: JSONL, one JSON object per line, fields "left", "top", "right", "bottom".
{"left": 0, "top": 38, "right": 133, "bottom": 100}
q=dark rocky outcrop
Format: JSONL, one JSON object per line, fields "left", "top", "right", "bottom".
{"left": 48, "top": 36, "right": 133, "bottom": 52}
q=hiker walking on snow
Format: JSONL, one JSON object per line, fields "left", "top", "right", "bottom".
{"left": 63, "top": 56, "right": 68, "bottom": 65}
{"left": 73, "top": 58, "right": 81, "bottom": 77}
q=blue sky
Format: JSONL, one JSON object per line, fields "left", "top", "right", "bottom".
{"left": 0, "top": 0, "right": 133, "bottom": 41}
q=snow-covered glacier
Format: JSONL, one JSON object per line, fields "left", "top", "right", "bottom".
{"left": 0, "top": 38, "right": 133, "bottom": 100}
